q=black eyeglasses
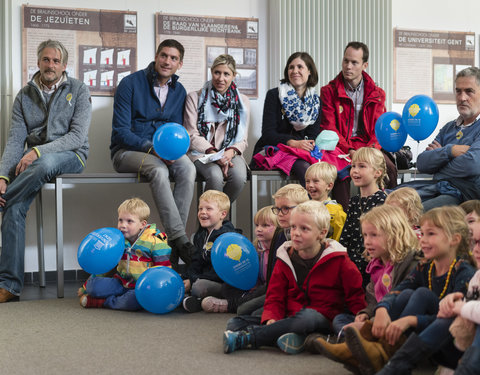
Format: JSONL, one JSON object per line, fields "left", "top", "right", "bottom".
{"left": 271, "top": 206, "right": 296, "bottom": 215}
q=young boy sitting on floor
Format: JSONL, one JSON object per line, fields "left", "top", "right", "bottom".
{"left": 234, "top": 183, "right": 310, "bottom": 316}
{"left": 223, "top": 200, "right": 366, "bottom": 354}
{"left": 78, "top": 197, "right": 171, "bottom": 310}
{"left": 181, "top": 190, "right": 237, "bottom": 312}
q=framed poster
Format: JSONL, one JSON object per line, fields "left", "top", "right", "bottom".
{"left": 156, "top": 13, "right": 259, "bottom": 98}
{"left": 394, "top": 28, "right": 475, "bottom": 103}
{"left": 23, "top": 5, "right": 137, "bottom": 96}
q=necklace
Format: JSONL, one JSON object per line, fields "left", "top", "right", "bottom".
{"left": 428, "top": 259, "right": 457, "bottom": 299}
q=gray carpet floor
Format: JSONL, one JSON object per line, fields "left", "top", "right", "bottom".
{"left": 0, "top": 298, "right": 437, "bottom": 375}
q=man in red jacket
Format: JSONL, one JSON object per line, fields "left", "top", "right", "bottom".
{"left": 320, "top": 42, "right": 397, "bottom": 209}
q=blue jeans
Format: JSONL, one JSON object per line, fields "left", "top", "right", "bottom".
{"left": 226, "top": 308, "right": 331, "bottom": 348}
{"left": 419, "top": 317, "right": 463, "bottom": 369}
{"left": 113, "top": 150, "right": 195, "bottom": 242}
{"left": 0, "top": 151, "right": 84, "bottom": 295}
{"left": 474, "top": 325, "right": 480, "bottom": 347}
{"left": 332, "top": 313, "right": 355, "bottom": 335}
{"left": 86, "top": 277, "right": 141, "bottom": 311}
{"left": 415, "top": 183, "right": 462, "bottom": 211}
{"left": 388, "top": 287, "right": 439, "bottom": 333}
{"left": 389, "top": 287, "right": 439, "bottom": 319}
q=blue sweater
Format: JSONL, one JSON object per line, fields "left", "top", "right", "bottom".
{"left": 417, "top": 118, "right": 480, "bottom": 182}
{"left": 110, "top": 62, "right": 187, "bottom": 157}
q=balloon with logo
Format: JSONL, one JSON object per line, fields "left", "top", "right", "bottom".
{"left": 374, "top": 112, "right": 407, "bottom": 152}
{"left": 135, "top": 267, "right": 185, "bottom": 314}
{"left": 402, "top": 95, "right": 439, "bottom": 141}
{"left": 77, "top": 227, "right": 125, "bottom": 274}
{"left": 152, "top": 122, "right": 190, "bottom": 161}
{"left": 211, "top": 232, "right": 259, "bottom": 290}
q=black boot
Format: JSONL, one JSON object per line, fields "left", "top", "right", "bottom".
{"left": 455, "top": 346, "right": 480, "bottom": 375}
{"left": 375, "top": 333, "right": 430, "bottom": 375}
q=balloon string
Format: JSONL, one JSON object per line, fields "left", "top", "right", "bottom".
{"left": 393, "top": 153, "right": 398, "bottom": 181}
{"left": 414, "top": 141, "right": 420, "bottom": 180}
{"left": 138, "top": 146, "right": 154, "bottom": 182}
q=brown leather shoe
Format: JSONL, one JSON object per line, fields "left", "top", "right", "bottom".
{"left": 345, "top": 326, "right": 389, "bottom": 375}
{"left": 313, "top": 337, "right": 361, "bottom": 374}
{"left": 0, "top": 288, "right": 19, "bottom": 303}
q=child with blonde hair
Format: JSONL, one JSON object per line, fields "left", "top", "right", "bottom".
{"left": 340, "top": 147, "right": 388, "bottom": 284}
{"left": 252, "top": 205, "right": 278, "bottom": 288}
{"left": 372, "top": 203, "right": 480, "bottom": 374}
{"left": 201, "top": 205, "right": 278, "bottom": 313}
{"left": 386, "top": 187, "right": 423, "bottom": 238}
{"left": 305, "top": 162, "right": 346, "bottom": 241}
{"left": 438, "top": 200, "right": 480, "bottom": 374}
{"left": 78, "top": 198, "right": 171, "bottom": 310}
{"left": 181, "top": 190, "right": 237, "bottom": 312}
{"left": 309, "top": 205, "right": 420, "bottom": 370}
{"left": 226, "top": 184, "right": 309, "bottom": 316}
{"left": 269, "top": 183, "right": 310, "bottom": 254}
{"left": 223, "top": 200, "right": 366, "bottom": 354}
{"left": 346, "top": 206, "right": 476, "bottom": 374}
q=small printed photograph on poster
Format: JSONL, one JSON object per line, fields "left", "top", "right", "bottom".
{"left": 433, "top": 64, "right": 453, "bottom": 93}
{"left": 431, "top": 57, "right": 473, "bottom": 101}
{"left": 156, "top": 13, "right": 259, "bottom": 98}
{"left": 22, "top": 5, "right": 137, "bottom": 96}
{"left": 227, "top": 48, "right": 244, "bottom": 65}
{"left": 206, "top": 47, "right": 258, "bottom": 96}
{"left": 207, "top": 47, "right": 226, "bottom": 64}
{"left": 79, "top": 45, "right": 136, "bottom": 93}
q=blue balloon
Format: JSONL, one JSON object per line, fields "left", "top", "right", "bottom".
{"left": 152, "top": 122, "right": 190, "bottom": 161}
{"left": 135, "top": 267, "right": 185, "bottom": 314}
{"left": 402, "top": 95, "right": 439, "bottom": 141}
{"left": 77, "top": 227, "right": 125, "bottom": 274}
{"left": 375, "top": 112, "right": 407, "bottom": 152}
{"left": 211, "top": 232, "right": 259, "bottom": 291}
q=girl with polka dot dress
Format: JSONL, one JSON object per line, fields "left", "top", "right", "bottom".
{"left": 339, "top": 147, "right": 388, "bottom": 285}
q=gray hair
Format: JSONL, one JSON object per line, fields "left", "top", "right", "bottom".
{"left": 456, "top": 66, "right": 480, "bottom": 87}
{"left": 37, "top": 40, "right": 68, "bottom": 65}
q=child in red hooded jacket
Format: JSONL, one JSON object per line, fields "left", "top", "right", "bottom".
{"left": 223, "top": 200, "right": 366, "bottom": 354}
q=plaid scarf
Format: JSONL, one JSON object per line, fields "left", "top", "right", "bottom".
{"left": 197, "top": 80, "right": 245, "bottom": 150}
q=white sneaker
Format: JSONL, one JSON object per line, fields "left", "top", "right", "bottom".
{"left": 201, "top": 296, "right": 228, "bottom": 313}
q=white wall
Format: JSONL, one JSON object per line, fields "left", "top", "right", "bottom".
{"left": 392, "top": 0, "right": 480, "bottom": 159}
{"left": 3, "top": 0, "right": 268, "bottom": 272}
